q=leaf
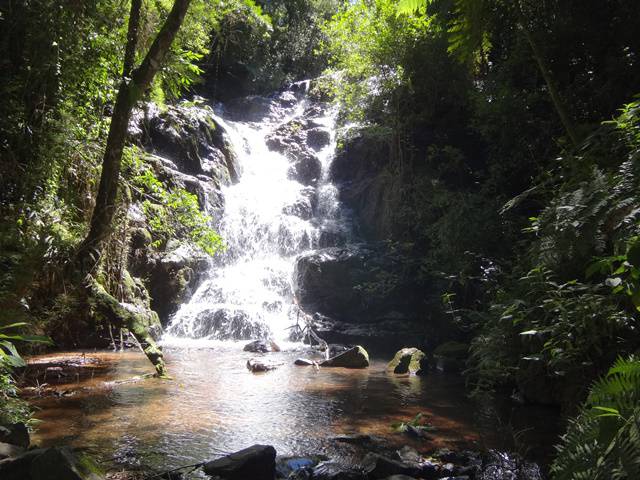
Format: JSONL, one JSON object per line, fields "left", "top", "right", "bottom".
{"left": 0, "top": 322, "right": 30, "bottom": 330}
{"left": 396, "top": 0, "right": 427, "bottom": 16}
{"left": 519, "top": 330, "right": 538, "bottom": 336}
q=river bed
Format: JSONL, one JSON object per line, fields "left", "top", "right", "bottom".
{"left": 25, "top": 345, "right": 495, "bottom": 475}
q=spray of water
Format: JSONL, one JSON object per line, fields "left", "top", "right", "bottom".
{"left": 164, "top": 85, "right": 347, "bottom": 346}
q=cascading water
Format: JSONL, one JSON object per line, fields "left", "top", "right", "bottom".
{"left": 164, "top": 84, "right": 350, "bottom": 344}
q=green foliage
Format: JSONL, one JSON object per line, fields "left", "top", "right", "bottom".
{"left": 391, "top": 412, "right": 437, "bottom": 434}
{"left": 0, "top": 322, "right": 53, "bottom": 425}
{"left": 552, "top": 357, "right": 640, "bottom": 480}
{"left": 130, "top": 159, "right": 225, "bottom": 256}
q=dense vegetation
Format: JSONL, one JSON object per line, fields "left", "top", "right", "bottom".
{"left": 1, "top": 0, "right": 639, "bottom": 477}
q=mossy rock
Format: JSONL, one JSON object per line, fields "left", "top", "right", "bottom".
{"left": 320, "top": 345, "right": 370, "bottom": 369}
{"left": 387, "top": 348, "right": 428, "bottom": 375}
{"left": 433, "top": 341, "right": 468, "bottom": 373}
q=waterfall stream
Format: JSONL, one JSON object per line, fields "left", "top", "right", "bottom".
{"left": 164, "top": 85, "right": 348, "bottom": 345}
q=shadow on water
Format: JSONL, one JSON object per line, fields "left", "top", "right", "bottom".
{"left": 24, "top": 347, "right": 561, "bottom": 476}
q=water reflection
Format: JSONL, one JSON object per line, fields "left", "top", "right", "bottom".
{"left": 28, "top": 347, "right": 481, "bottom": 475}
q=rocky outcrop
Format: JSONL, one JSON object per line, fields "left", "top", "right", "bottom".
{"left": 388, "top": 348, "right": 428, "bottom": 375}
{"left": 293, "top": 244, "right": 422, "bottom": 321}
{"left": 131, "top": 241, "right": 209, "bottom": 325}
{"left": 320, "top": 345, "right": 369, "bottom": 369}
{"left": 330, "top": 127, "right": 402, "bottom": 240}
{"left": 131, "top": 101, "right": 239, "bottom": 183}
{"left": 203, "top": 444, "right": 276, "bottom": 480}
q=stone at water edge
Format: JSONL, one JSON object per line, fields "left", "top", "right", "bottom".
{"left": 0, "top": 442, "right": 25, "bottom": 460}
{"left": 312, "top": 461, "right": 366, "bottom": 480}
{"left": 387, "top": 348, "right": 428, "bottom": 375}
{"left": 362, "top": 453, "right": 422, "bottom": 479}
{"left": 203, "top": 444, "right": 276, "bottom": 480}
{"left": 320, "top": 346, "right": 369, "bottom": 369}
{"left": 0, "top": 423, "right": 29, "bottom": 448}
{"left": 243, "top": 339, "right": 280, "bottom": 353}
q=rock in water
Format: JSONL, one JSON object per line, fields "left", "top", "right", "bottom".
{"left": 30, "top": 447, "right": 105, "bottom": 480}
{"left": 362, "top": 453, "right": 421, "bottom": 479}
{"left": 203, "top": 444, "right": 276, "bottom": 480}
{"left": 320, "top": 346, "right": 369, "bottom": 369}
{"left": 387, "top": 348, "right": 428, "bottom": 375}
{"left": 246, "top": 359, "right": 279, "bottom": 372}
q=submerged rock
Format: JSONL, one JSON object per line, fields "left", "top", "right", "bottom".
{"left": 203, "top": 444, "right": 276, "bottom": 480}
{"left": 312, "top": 461, "right": 366, "bottom": 480}
{"left": 388, "top": 348, "right": 428, "bottom": 375}
{"left": 320, "top": 346, "right": 369, "bottom": 369}
{"left": 247, "top": 358, "right": 279, "bottom": 373}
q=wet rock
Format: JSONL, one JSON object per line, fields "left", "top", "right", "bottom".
{"left": 320, "top": 346, "right": 369, "bottom": 369}
{"left": 362, "top": 453, "right": 421, "bottom": 479}
{"left": 388, "top": 348, "right": 428, "bottom": 375}
{"left": 243, "top": 340, "right": 280, "bottom": 353}
{"left": 307, "top": 128, "right": 331, "bottom": 150}
{"left": 294, "top": 244, "right": 423, "bottom": 323}
{"left": 294, "top": 358, "right": 317, "bottom": 366}
{"left": 0, "top": 448, "right": 46, "bottom": 480}
{"left": 131, "top": 102, "right": 238, "bottom": 183}
{"left": 30, "top": 447, "right": 105, "bottom": 480}
{"left": 0, "top": 423, "right": 29, "bottom": 448}
{"left": 0, "top": 443, "right": 24, "bottom": 459}
{"left": 382, "top": 476, "right": 418, "bottom": 480}
{"left": 283, "top": 195, "right": 314, "bottom": 220}
{"left": 130, "top": 240, "right": 210, "bottom": 325}
{"left": 247, "top": 358, "right": 279, "bottom": 372}
{"left": 288, "top": 154, "right": 322, "bottom": 186}
{"left": 186, "top": 308, "right": 270, "bottom": 340}
{"left": 480, "top": 451, "right": 542, "bottom": 480}
{"left": 203, "top": 444, "right": 276, "bottom": 480}
{"left": 330, "top": 128, "right": 396, "bottom": 240}
{"left": 276, "top": 456, "right": 324, "bottom": 478}
{"left": 312, "top": 461, "right": 366, "bottom": 480}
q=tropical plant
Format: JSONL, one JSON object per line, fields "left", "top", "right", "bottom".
{"left": 552, "top": 356, "right": 640, "bottom": 480}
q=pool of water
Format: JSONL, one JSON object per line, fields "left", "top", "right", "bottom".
{"left": 26, "top": 344, "right": 488, "bottom": 474}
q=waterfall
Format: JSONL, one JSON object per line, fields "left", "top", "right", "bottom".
{"left": 164, "top": 84, "right": 350, "bottom": 344}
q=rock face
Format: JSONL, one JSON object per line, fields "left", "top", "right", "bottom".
{"left": 330, "top": 128, "right": 400, "bottom": 240}
{"left": 203, "top": 444, "right": 276, "bottom": 480}
{"left": 388, "top": 348, "right": 428, "bottom": 375}
{"left": 170, "top": 307, "right": 270, "bottom": 340}
{"left": 320, "top": 346, "right": 369, "bottom": 369}
{"left": 125, "top": 101, "right": 240, "bottom": 326}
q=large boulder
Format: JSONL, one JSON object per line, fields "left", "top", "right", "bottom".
{"left": 30, "top": 447, "right": 104, "bottom": 480}
{"left": 130, "top": 241, "right": 210, "bottom": 325}
{"left": 293, "top": 244, "right": 422, "bottom": 321}
{"left": 131, "top": 102, "right": 239, "bottom": 183}
{"left": 330, "top": 127, "right": 400, "bottom": 240}
{"left": 312, "top": 461, "right": 366, "bottom": 480}
{"left": 203, "top": 444, "right": 276, "bottom": 480}
{"left": 320, "top": 346, "right": 369, "bottom": 369}
{"left": 388, "top": 348, "right": 428, "bottom": 375}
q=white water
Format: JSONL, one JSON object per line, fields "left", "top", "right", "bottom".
{"left": 165, "top": 88, "right": 346, "bottom": 344}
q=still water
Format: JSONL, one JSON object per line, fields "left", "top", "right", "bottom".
{"left": 28, "top": 345, "right": 484, "bottom": 474}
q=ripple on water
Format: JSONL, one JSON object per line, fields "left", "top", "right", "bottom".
{"left": 27, "top": 347, "right": 481, "bottom": 475}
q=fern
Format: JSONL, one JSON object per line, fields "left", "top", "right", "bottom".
{"left": 552, "top": 357, "right": 640, "bottom": 480}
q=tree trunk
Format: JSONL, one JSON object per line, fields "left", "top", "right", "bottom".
{"left": 515, "top": 10, "right": 580, "bottom": 147}
{"left": 74, "top": 0, "right": 192, "bottom": 375}
{"left": 76, "top": 0, "right": 192, "bottom": 273}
